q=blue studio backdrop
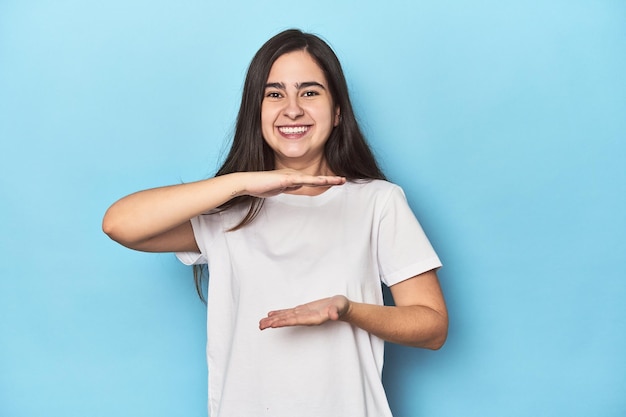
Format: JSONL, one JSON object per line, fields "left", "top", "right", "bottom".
{"left": 1, "top": 1, "right": 624, "bottom": 416}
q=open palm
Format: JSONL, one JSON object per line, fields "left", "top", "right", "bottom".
{"left": 259, "top": 295, "right": 350, "bottom": 330}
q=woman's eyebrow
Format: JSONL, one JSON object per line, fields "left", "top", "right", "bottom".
{"left": 264, "top": 81, "right": 326, "bottom": 90}
{"left": 296, "top": 81, "right": 326, "bottom": 90}
{"left": 265, "top": 82, "right": 286, "bottom": 90}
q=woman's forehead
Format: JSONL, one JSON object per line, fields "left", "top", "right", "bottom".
{"left": 266, "top": 51, "right": 327, "bottom": 85}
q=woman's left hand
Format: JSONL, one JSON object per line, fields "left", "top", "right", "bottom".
{"left": 259, "top": 295, "right": 350, "bottom": 330}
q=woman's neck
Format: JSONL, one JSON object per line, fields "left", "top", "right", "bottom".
{"left": 274, "top": 157, "right": 335, "bottom": 177}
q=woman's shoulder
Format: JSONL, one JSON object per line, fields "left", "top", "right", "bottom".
{"left": 342, "top": 179, "right": 407, "bottom": 206}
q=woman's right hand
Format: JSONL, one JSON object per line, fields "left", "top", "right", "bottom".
{"left": 239, "top": 169, "right": 346, "bottom": 198}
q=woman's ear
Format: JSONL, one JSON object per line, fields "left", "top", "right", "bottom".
{"left": 334, "top": 106, "right": 341, "bottom": 127}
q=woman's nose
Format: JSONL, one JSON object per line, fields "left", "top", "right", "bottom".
{"left": 283, "top": 97, "right": 304, "bottom": 119}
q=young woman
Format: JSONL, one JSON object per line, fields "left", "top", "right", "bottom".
{"left": 103, "top": 29, "right": 448, "bottom": 417}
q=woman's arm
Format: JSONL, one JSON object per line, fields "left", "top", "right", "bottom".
{"left": 102, "top": 170, "right": 346, "bottom": 253}
{"left": 343, "top": 270, "right": 448, "bottom": 349}
{"left": 258, "top": 269, "right": 448, "bottom": 350}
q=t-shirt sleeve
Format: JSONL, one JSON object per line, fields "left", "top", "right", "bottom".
{"left": 175, "top": 216, "right": 208, "bottom": 265}
{"left": 377, "top": 185, "right": 442, "bottom": 287}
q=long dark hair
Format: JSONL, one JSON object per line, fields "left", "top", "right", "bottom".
{"left": 194, "top": 29, "right": 386, "bottom": 301}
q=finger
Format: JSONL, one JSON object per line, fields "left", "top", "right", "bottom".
{"left": 314, "top": 176, "right": 346, "bottom": 185}
{"left": 259, "top": 318, "right": 272, "bottom": 330}
{"left": 259, "top": 316, "right": 296, "bottom": 330}
{"left": 259, "top": 310, "right": 294, "bottom": 326}
{"left": 266, "top": 308, "right": 293, "bottom": 317}
{"left": 291, "top": 175, "right": 345, "bottom": 186}
{"left": 259, "top": 315, "right": 279, "bottom": 330}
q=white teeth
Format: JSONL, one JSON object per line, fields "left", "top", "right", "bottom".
{"left": 279, "top": 126, "right": 308, "bottom": 134}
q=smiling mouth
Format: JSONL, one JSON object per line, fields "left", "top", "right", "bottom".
{"left": 278, "top": 125, "right": 310, "bottom": 135}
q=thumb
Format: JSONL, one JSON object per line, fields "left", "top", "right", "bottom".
{"left": 327, "top": 305, "right": 341, "bottom": 321}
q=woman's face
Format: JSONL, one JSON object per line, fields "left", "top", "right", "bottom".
{"left": 261, "top": 50, "right": 340, "bottom": 173}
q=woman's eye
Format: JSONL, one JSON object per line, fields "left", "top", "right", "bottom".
{"left": 265, "top": 91, "right": 282, "bottom": 99}
{"left": 302, "top": 91, "right": 319, "bottom": 97}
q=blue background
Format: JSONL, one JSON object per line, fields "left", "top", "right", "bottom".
{"left": 1, "top": 1, "right": 624, "bottom": 416}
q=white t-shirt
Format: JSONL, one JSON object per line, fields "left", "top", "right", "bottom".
{"left": 177, "top": 179, "right": 441, "bottom": 417}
